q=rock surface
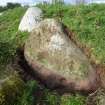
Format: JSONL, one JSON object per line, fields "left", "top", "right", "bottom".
{"left": 25, "top": 19, "right": 94, "bottom": 82}
{"left": 18, "top": 7, "right": 42, "bottom": 32}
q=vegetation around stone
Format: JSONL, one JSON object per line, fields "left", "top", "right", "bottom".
{"left": 0, "top": 75, "right": 25, "bottom": 105}
{"left": 38, "top": 3, "right": 105, "bottom": 65}
{"left": 0, "top": 3, "right": 105, "bottom": 105}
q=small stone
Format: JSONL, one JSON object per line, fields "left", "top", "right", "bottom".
{"left": 18, "top": 7, "right": 42, "bottom": 32}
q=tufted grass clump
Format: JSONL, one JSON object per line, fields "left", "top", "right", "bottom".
{"left": 0, "top": 75, "right": 25, "bottom": 105}
{"left": 0, "top": 7, "right": 28, "bottom": 65}
{"left": 15, "top": 80, "right": 39, "bottom": 105}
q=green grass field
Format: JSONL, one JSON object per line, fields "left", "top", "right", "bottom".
{"left": 0, "top": 4, "right": 105, "bottom": 105}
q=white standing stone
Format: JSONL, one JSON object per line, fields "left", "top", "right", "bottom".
{"left": 18, "top": 7, "right": 42, "bottom": 32}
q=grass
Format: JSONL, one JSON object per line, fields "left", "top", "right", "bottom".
{"left": 0, "top": 6, "right": 29, "bottom": 105}
{"left": 61, "top": 94, "right": 86, "bottom": 105}
{"left": 15, "top": 80, "right": 86, "bottom": 105}
{"left": 1, "top": 3, "right": 105, "bottom": 105}
{"left": 0, "top": 7, "right": 28, "bottom": 64}
{"left": 0, "top": 75, "right": 25, "bottom": 105}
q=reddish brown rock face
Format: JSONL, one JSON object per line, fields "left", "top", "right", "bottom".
{"left": 24, "top": 19, "right": 99, "bottom": 93}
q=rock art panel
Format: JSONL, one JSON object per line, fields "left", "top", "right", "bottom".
{"left": 24, "top": 19, "right": 94, "bottom": 82}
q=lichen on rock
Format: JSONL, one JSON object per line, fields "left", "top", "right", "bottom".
{"left": 25, "top": 19, "right": 95, "bottom": 81}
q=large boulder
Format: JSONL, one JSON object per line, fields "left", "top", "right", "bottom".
{"left": 18, "top": 7, "right": 42, "bottom": 32}
{"left": 24, "top": 19, "right": 99, "bottom": 93}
